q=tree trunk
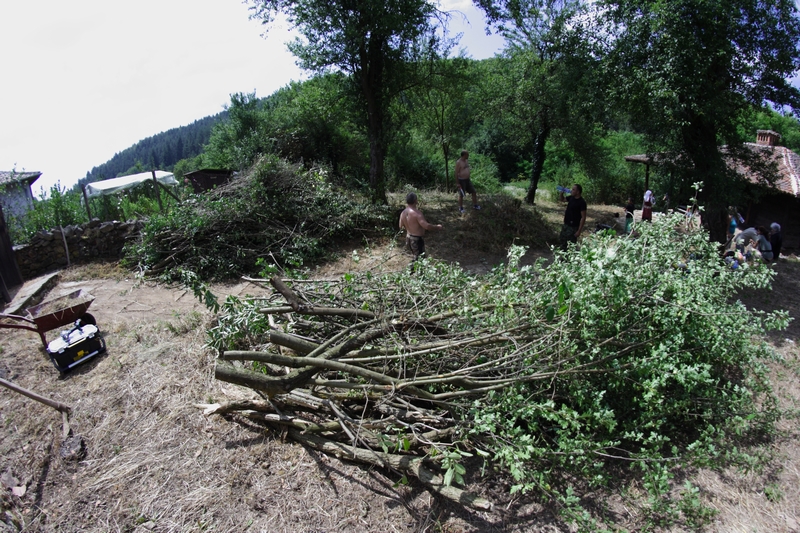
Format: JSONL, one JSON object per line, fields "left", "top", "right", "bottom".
{"left": 368, "top": 133, "right": 387, "bottom": 205}
{"left": 361, "top": 38, "right": 388, "bottom": 205}
{"left": 525, "top": 121, "right": 550, "bottom": 205}
{"left": 682, "top": 116, "right": 728, "bottom": 243}
{"left": 442, "top": 143, "right": 450, "bottom": 193}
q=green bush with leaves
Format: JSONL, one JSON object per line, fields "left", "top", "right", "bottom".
{"left": 200, "top": 208, "right": 788, "bottom": 527}
{"left": 466, "top": 214, "right": 787, "bottom": 517}
{"left": 4, "top": 182, "right": 88, "bottom": 244}
{"left": 124, "top": 155, "right": 391, "bottom": 280}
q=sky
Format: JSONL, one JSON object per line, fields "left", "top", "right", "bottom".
{"left": 0, "top": 0, "right": 505, "bottom": 195}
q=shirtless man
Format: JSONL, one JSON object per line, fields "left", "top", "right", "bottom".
{"left": 399, "top": 192, "right": 443, "bottom": 261}
{"left": 455, "top": 150, "right": 480, "bottom": 213}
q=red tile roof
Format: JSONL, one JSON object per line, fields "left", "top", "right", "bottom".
{"left": 739, "top": 143, "right": 800, "bottom": 197}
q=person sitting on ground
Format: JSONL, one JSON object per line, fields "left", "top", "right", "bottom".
{"left": 754, "top": 226, "right": 774, "bottom": 262}
{"left": 399, "top": 192, "right": 443, "bottom": 262}
{"left": 455, "top": 150, "right": 480, "bottom": 213}
{"left": 735, "top": 226, "right": 758, "bottom": 252}
{"left": 770, "top": 222, "right": 783, "bottom": 259}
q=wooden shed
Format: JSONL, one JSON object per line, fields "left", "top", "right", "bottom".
{"left": 183, "top": 169, "right": 234, "bottom": 193}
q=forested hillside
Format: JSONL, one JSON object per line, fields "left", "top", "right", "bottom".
{"left": 79, "top": 114, "right": 225, "bottom": 186}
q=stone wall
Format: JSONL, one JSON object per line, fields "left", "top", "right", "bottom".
{"left": 13, "top": 219, "right": 143, "bottom": 279}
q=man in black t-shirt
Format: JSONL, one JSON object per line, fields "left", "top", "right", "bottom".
{"left": 559, "top": 184, "right": 587, "bottom": 251}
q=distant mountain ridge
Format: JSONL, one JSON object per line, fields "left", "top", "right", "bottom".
{"left": 80, "top": 112, "right": 227, "bottom": 186}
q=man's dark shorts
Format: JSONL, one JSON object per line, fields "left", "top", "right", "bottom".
{"left": 457, "top": 178, "right": 476, "bottom": 195}
{"left": 406, "top": 235, "right": 425, "bottom": 259}
{"left": 559, "top": 224, "right": 578, "bottom": 251}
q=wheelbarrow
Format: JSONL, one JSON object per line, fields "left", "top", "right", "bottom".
{"left": 0, "top": 289, "right": 98, "bottom": 349}
{"left": 1, "top": 289, "right": 105, "bottom": 372}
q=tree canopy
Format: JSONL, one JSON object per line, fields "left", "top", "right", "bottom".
{"left": 597, "top": 0, "right": 800, "bottom": 239}
{"left": 248, "top": 0, "right": 451, "bottom": 203}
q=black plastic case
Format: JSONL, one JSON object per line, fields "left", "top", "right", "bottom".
{"left": 46, "top": 323, "right": 106, "bottom": 373}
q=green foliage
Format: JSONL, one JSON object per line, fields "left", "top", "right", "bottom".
{"left": 394, "top": 57, "right": 476, "bottom": 190}
{"left": 5, "top": 183, "right": 88, "bottom": 243}
{"left": 87, "top": 180, "right": 181, "bottom": 223}
{"left": 462, "top": 152, "right": 502, "bottom": 194}
{"left": 124, "top": 156, "right": 391, "bottom": 280}
{"left": 739, "top": 107, "right": 800, "bottom": 153}
{"left": 249, "top": 0, "right": 452, "bottom": 202}
{"left": 207, "top": 295, "right": 270, "bottom": 350}
{"left": 385, "top": 135, "right": 441, "bottom": 191}
{"left": 466, "top": 214, "right": 787, "bottom": 520}
{"left": 4, "top": 178, "right": 186, "bottom": 244}
{"left": 598, "top": 0, "right": 800, "bottom": 238}
{"left": 594, "top": 130, "right": 647, "bottom": 204}
{"left": 203, "top": 92, "right": 271, "bottom": 171}
{"left": 265, "top": 76, "right": 370, "bottom": 185}
{"left": 476, "top": 2, "right": 607, "bottom": 204}
{"left": 440, "top": 449, "right": 471, "bottom": 487}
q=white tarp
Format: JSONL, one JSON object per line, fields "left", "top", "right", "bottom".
{"left": 84, "top": 171, "right": 178, "bottom": 198}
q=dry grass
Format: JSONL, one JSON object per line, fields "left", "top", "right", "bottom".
{"left": 1, "top": 193, "right": 799, "bottom": 532}
{"left": 58, "top": 261, "right": 132, "bottom": 283}
{"left": 2, "top": 282, "right": 451, "bottom": 532}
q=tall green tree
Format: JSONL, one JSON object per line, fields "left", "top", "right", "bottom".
{"left": 598, "top": 0, "right": 800, "bottom": 241}
{"left": 263, "top": 75, "right": 369, "bottom": 182}
{"left": 477, "top": 0, "right": 604, "bottom": 204}
{"left": 404, "top": 56, "right": 474, "bottom": 191}
{"left": 248, "top": 0, "right": 448, "bottom": 203}
{"left": 204, "top": 92, "right": 270, "bottom": 171}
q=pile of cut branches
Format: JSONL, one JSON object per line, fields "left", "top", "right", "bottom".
{"left": 123, "top": 155, "right": 390, "bottom": 280}
{"left": 200, "top": 214, "right": 789, "bottom": 523}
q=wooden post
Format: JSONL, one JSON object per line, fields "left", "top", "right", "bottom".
{"left": 155, "top": 181, "right": 181, "bottom": 203}
{"left": 80, "top": 184, "right": 93, "bottom": 220}
{"left": 0, "top": 202, "right": 24, "bottom": 290}
{"left": 151, "top": 170, "right": 164, "bottom": 212}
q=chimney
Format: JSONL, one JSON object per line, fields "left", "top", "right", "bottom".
{"left": 756, "top": 130, "right": 781, "bottom": 146}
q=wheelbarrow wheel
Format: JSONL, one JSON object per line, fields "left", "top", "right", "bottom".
{"left": 78, "top": 313, "right": 96, "bottom": 326}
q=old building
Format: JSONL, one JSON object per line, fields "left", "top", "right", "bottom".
{"left": 0, "top": 170, "right": 42, "bottom": 218}
{"left": 735, "top": 130, "right": 799, "bottom": 252}
{"left": 625, "top": 131, "right": 799, "bottom": 252}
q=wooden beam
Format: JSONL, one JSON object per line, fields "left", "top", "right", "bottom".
{"left": 151, "top": 170, "right": 164, "bottom": 212}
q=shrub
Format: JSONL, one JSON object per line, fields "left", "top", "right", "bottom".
{"left": 124, "top": 156, "right": 391, "bottom": 280}
{"left": 4, "top": 183, "right": 87, "bottom": 244}
{"left": 470, "top": 213, "right": 787, "bottom": 506}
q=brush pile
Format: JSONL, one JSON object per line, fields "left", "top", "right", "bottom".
{"left": 199, "top": 218, "right": 787, "bottom": 516}
{"left": 124, "top": 156, "right": 390, "bottom": 280}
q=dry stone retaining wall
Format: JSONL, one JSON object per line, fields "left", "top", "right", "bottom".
{"left": 13, "top": 219, "right": 143, "bottom": 279}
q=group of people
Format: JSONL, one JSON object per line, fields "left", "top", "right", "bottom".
{"left": 727, "top": 205, "right": 783, "bottom": 262}
{"left": 731, "top": 222, "right": 782, "bottom": 262}
{"left": 399, "top": 150, "right": 480, "bottom": 263}
{"left": 621, "top": 190, "right": 658, "bottom": 234}
{"left": 400, "top": 159, "right": 786, "bottom": 264}
{"left": 399, "top": 178, "right": 588, "bottom": 263}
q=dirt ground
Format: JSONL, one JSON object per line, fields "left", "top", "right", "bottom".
{"left": 1, "top": 195, "right": 799, "bottom": 532}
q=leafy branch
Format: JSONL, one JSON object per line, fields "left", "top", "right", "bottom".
{"left": 199, "top": 212, "right": 788, "bottom": 523}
